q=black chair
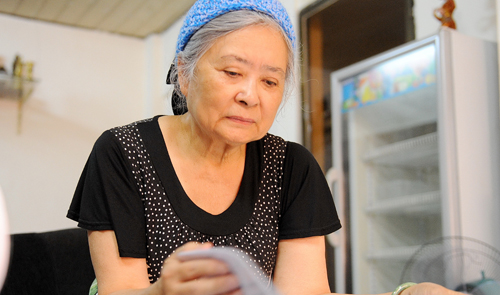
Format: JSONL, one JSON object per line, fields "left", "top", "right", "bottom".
{"left": 0, "top": 228, "right": 95, "bottom": 295}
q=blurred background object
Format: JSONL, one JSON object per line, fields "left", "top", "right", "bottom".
{"left": 434, "top": 0, "right": 456, "bottom": 29}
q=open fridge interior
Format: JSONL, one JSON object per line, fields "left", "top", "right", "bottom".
{"left": 337, "top": 42, "right": 443, "bottom": 293}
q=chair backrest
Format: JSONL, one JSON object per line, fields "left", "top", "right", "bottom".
{"left": 0, "top": 187, "right": 9, "bottom": 291}
{"left": 0, "top": 228, "right": 95, "bottom": 295}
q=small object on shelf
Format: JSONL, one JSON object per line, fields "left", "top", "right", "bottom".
{"left": 12, "top": 55, "right": 22, "bottom": 77}
{"left": 0, "top": 56, "right": 7, "bottom": 74}
{"left": 434, "top": 0, "right": 456, "bottom": 29}
{"left": 0, "top": 57, "right": 38, "bottom": 134}
{"left": 24, "top": 62, "right": 34, "bottom": 81}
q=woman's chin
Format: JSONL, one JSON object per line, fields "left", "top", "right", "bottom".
{"left": 218, "top": 131, "right": 265, "bottom": 146}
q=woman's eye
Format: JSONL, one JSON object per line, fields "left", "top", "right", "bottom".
{"left": 265, "top": 80, "right": 277, "bottom": 87}
{"left": 225, "top": 71, "right": 239, "bottom": 77}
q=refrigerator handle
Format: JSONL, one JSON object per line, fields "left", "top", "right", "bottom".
{"left": 325, "top": 167, "right": 347, "bottom": 294}
{"left": 326, "top": 167, "right": 342, "bottom": 247}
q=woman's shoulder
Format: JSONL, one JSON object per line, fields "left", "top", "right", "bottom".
{"left": 92, "top": 116, "right": 162, "bottom": 154}
{"left": 259, "top": 134, "right": 320, "bottom": 175}
{"left": 263, "top": 134, "right": 316, "bottom": 162}
{"left": 260, "top": 133, "right": 287, "bottom": 150}
{"left": 107, "top": 116, "right": 160, "bottom": 134}
{"left": 284, "top": 142, "right": 320, "bottom": 173}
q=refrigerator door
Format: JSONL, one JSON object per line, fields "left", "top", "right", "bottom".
{"left": 330, "top": 35, "right": 442, "bottom": 294}
{"left": 438, "top": 28, "right": 500, "bottom": 251}
{"left": 329, "top": 27, "right": 500, "bottom": 294}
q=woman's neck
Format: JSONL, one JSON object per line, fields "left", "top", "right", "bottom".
{"left": 160, "top": 115, "right": 246, "bottom": 166}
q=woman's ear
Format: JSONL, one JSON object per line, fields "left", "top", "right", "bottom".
{"left": 177, "top": 59, "right": 189, "bottom": 97}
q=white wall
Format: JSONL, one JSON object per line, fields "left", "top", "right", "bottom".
{"left": 266, "top": 0, "right": 309, "bottom": 143}
{"left": 0, "top": 14, "right": 147, "bottom": 233}
{"left": 0, "top": 0, "right": 497, "bottom": 234}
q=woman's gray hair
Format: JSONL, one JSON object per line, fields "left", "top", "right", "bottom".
{"left": 169, "top": 9, "right": 296, "bottom": 111}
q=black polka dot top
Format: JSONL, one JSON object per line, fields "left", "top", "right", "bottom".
{"left": 109, "top": 117, "right": 286, "bottom": 284}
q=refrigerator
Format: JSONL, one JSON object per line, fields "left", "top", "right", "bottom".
{"left": 327, "top": 27, "right": 500, "bottom": 294}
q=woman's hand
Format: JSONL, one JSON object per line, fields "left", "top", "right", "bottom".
{"left": 402, "top": 282, "right": 464, "bottom": 295}
{"left": 157, "top": 242, "right": 242, "bottom": 295}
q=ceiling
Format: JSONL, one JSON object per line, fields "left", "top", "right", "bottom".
{"left": 0, "top": 0, "right": 197, "bottom": 38}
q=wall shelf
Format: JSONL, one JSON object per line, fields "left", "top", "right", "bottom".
{"left": 0, "top": 73, "right": 37, "bottom": 133}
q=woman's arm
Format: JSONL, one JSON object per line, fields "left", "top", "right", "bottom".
{"left": 88, "top": 230, "right": 154, "bottom": 295}
{"left": 272, "top": 236, "right": 465, "bottom": 295}
{"left": 272, "top": 236, "right": 332, "bottom": 295}
{"left": 88, "top": 230, "right": 241, "bottom": 295}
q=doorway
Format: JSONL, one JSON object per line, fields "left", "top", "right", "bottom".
{"left": 299, "top": 0, "right": 415, "bottom": 292}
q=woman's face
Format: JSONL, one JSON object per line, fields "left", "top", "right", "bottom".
{"left": 181, "top": 24, "right": 288, "bottom": 145}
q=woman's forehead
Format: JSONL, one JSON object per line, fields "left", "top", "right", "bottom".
{"left": 218, "top": 55, "right": 286, "bottom": 77}
{"left": 204, "top": 26, "right": 288, "bottom": 71}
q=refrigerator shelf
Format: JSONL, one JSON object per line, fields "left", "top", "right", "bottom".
{"left": 363, "top": 132, "right": 438, "bottom": 167}
{"left": 366, "top": 245, "right": 421, "bottom": 261}
{"left": 365, "top": 190, "right": 441, "bottom": 215}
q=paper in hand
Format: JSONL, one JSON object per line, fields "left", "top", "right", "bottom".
{"left": 178, "top": 247, "right": 282, "bottom": 295}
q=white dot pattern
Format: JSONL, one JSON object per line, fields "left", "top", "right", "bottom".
{"left": 110, "top": 119, "right": 286, "bottom": 284}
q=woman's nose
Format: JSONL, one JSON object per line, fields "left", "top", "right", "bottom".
{"left": 236, "top": 79, "right": 259, "bottom": 107}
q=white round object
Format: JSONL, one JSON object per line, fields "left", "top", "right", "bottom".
{"left": 0, "top": 186, "right": 10, "bottom": 291}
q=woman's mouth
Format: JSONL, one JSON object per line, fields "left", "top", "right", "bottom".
{"left": 227, "top": 116, "right": 255, "bottom": 124}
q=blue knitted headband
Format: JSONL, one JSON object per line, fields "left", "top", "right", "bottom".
{"left": 175, "top": 0, "right": 296, "bottom": 54}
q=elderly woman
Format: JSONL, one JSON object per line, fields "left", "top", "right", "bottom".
{"left": 67, "top": 1, "right": 462, "bottom": 295}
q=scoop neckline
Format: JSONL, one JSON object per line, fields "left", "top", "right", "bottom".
{"left": 137, "top": 116, "right": 258, "bottom": 235}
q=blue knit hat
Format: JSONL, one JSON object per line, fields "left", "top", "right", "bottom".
{"left": 176, "top": 0, "right": 296, "bottom": 54}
